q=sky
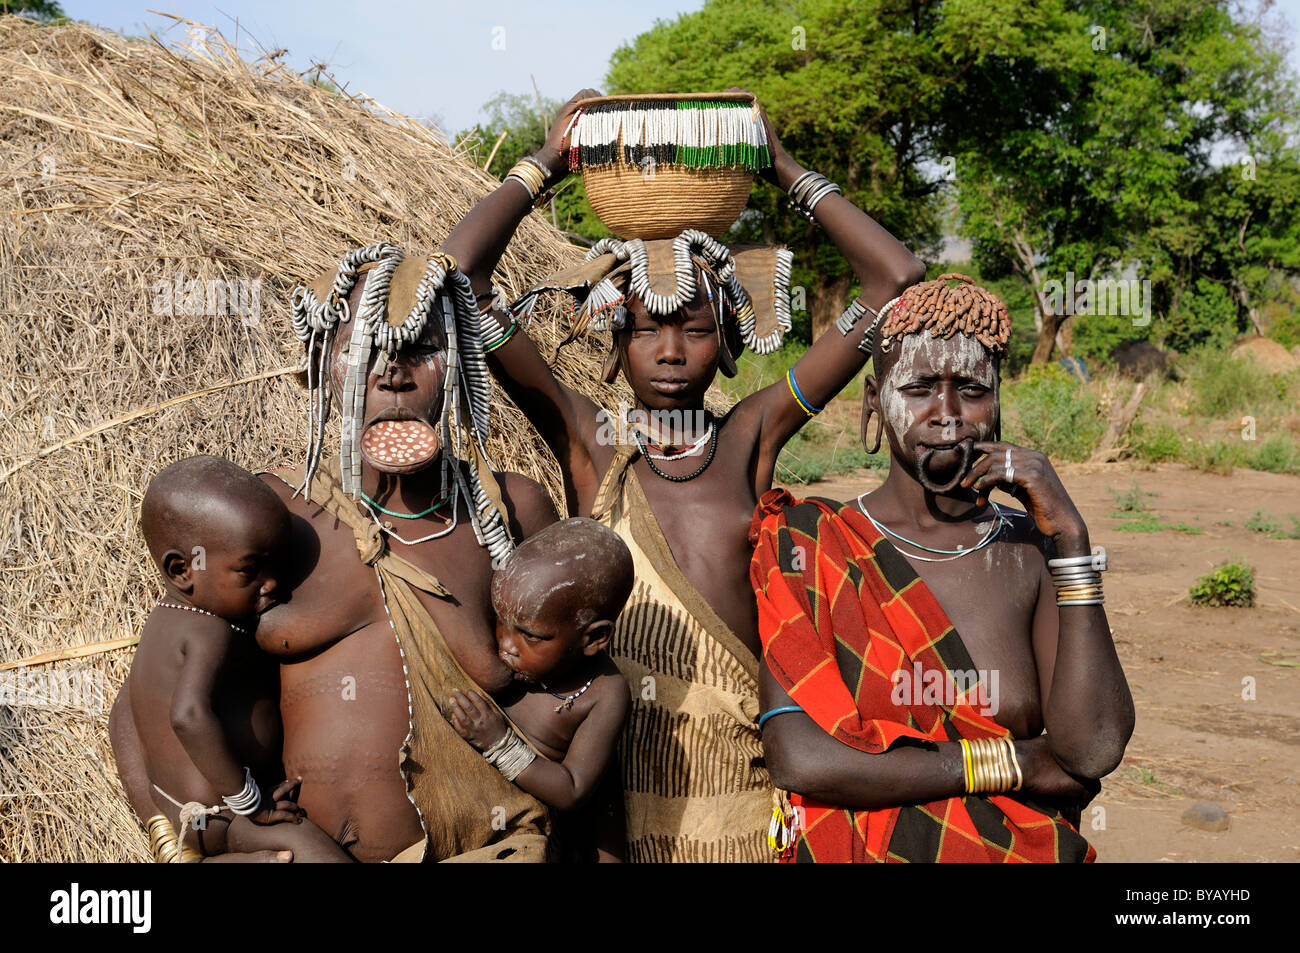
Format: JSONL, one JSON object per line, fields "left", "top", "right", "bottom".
{"left": 60, "top": 0, "right": 706, "bottom": 134}
{"left": 58, "top": 1, "right": 1300, "bottom": 137}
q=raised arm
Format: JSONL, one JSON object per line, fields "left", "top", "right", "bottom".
{"left": 441, "top": 90, "right": 607, "bottom": 515}
{"left": 741, "top": 101, "right": 926, "bottom": 489}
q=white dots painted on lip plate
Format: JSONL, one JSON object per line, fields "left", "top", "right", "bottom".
{"left": 361, "top": 420, "right": 439, "bottom": 466}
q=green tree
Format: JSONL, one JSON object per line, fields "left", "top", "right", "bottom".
{"left": 456, "top": 91, "right": 609, "bottom": 242}
{"left": 3, "top": 0, "right": 64, "bottom": 20}
{"left": 605, "top": 0, "right": 958, "bottom": 339}
{"left": 935, "top": 0, "right": 1300, "bottom": 361}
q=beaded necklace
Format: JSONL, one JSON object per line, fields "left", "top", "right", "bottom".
{"left": 360, "top": 485, "right": 461, "bottom": 546}
{"left": 155, "top": 601, "right": 248, "bottom": 637}
{"left": 360, "top": 490, "right": 452, "bottom": 520}
{"left": 635, "top": 420, "right": 715, "bottom": 461}
{"left": 540, "top": 676, "right": 596, "bottom": 713}
{"left": 632, "top": 423, "right": 718, "bottom": 482}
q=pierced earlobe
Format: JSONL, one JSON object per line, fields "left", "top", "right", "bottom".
{"left": 863, "top": 408, "right": 884, "bottom": 454}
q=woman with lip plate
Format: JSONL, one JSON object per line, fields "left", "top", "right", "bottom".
{"left": 749, "top": 275, "right": 1134, "bottom": 862}
{"left": 440, "top": 89, "right": 925, "bottom": 862}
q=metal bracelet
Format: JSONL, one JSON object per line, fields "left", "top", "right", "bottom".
{"left": 482, "top": 726, "right": 537, "bottom": 782}
{"left": 805, "top": 181, "right": 842, "bottom": 215}
{"left": 1048, "top": 551, "right": 1108, "bottom": 572}
{"left": 1050, "top": 571, "right": 1102, "bottom": 586}
{"left": 505, "top": 173, "right": 537, "bottom": 201}
{"left": 221, "top": 767, "right": 262, "bottom": 817}
{"left": 520, "top": 154, "right": 553, "bottom": 183}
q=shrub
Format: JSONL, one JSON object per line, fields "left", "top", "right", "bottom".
{"left": 1183, "top": 438, "right": 1246, "bottom": 474}
{"left": 1189, "top": 562, "right": 1255, "bottom": 607}
{"left": 1250, "top": 431, "right": 1300, "bottom": 474}
{"left": 1183, "top": 350, "right": 1280, "bottom": 418}
{"left": 1129, "top": 421, "right": 1184, "bottom": 463}
{"left": 1002, "top": 364, "right": 1104, "bottom": 462}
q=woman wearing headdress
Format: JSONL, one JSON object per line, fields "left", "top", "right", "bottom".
{"left": 749, "top": 276, "right": 1133, "bottom": 862}
{"left": 441, "top": 89, "right": 925, "bottom": 862}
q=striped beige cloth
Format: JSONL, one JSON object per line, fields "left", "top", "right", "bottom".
{"left": 592, "top": 446, "right": 774, "bottom": 862}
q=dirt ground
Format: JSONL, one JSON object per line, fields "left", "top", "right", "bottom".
{"left": 789, "top": 461, "right": 1300, "bottom": 863}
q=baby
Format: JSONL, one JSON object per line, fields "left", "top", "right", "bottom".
{"left": 123, "top": 455, "right": 341, "bottom": 861}
{"left": 448, "top": 517, "right": 633, "bottom": 854}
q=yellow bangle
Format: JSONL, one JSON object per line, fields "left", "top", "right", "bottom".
{"left": 1056, "top": 583, "right": 1103, "bottom": 597}
{"left": 504, "top": 159, "right": 546, "bottom": 199}
{"left": 960, "top": 739, "right": 973, "bottom": 794}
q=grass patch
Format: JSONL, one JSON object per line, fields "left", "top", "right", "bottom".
{"left": 1112, "top": 514, "right": 1204, "bottom": 534}
{"left": 1109, "top": 482, "right": 1156, "bottom": 513}
{"left": 1123, "top": 764, "right": 1182, "bottom": 796}
{"left": 1108, "top": 484, "right": 1201, "bottom": 533}
{"left": 776, "top": 424, "right": 885, "bottom": 485}
{"left": 1244, "top": 510, "right": 1300, "bottom": 540}
{"left": 1189, "top": 562, "right": 1255, "bottom": 607}
{"left": 1128, "top": 421, "right": 1184, "bottom": 463}
{"left": 1245, "top": 510, "right": 1281, "bottom": 534}
{"left": 1182, "top": 438, "right": 1246, "bottom": 475}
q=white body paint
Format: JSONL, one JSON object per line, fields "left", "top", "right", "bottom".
{"left": 878, "top": 333, "right": 998, "bottom": 445}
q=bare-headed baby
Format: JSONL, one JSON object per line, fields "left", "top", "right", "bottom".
{"left": 124, "top": 455, "right": 344, "bottom": 861}
{"left": 448, "top": 517, "right": 633, "bottom": 836}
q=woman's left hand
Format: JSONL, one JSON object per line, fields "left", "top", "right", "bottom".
{"left": 961, "top": 441, "right": 1089, "bottom": 549}
{"left": 534, "top": 87, "right": 602, "bottom": 187}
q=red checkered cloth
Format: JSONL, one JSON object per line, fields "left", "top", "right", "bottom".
{"left": 748, "top": 489, "right": 1094, "bottom": 863}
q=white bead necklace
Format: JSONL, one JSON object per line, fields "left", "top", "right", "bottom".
{"left": 155, "top": 601, "right": 248, "bottom": 636}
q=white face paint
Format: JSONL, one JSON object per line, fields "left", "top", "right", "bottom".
{"left": 876, "top": 333, "right": 998, "bottom": 448}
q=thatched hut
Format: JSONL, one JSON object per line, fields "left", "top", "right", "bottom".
{"left": 0, "top": 15, "right": 625, "bottom": 861}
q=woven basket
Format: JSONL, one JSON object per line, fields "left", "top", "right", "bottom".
{"left": 575, "top": 92, "right": 760, "bottom": 240}
{"left": 584, "top": 162, "right": 753, "bottom": 240}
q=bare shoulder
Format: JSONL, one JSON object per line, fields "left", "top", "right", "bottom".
{"left": 257, "top": 468, "right": 299, "bottom": 503}
{"left": 589, "top": 656, "right": 632, "bottom": 716}
{"left": 993, "top": 503, "right": 1051, "bottom": 562}
{"left": 718, "top": 395, "right": 765, "bottom": 444}
{"left": 495, "top": 470, "right": 561, "bottom": 538}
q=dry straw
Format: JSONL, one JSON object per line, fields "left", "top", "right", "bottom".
{"left": 0, "top": 14, "right": 633, "bottom": 861}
